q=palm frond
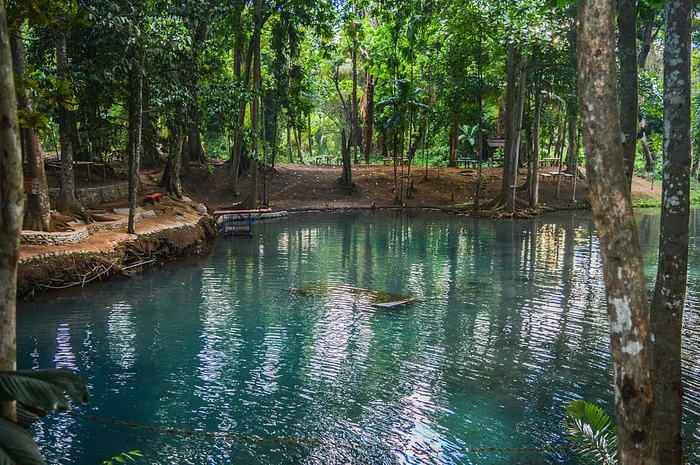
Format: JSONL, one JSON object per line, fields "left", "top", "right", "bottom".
{"left": 0, "top": 370, "right": 89, "bottom": 412}
{"left": 564, "top": 399, "right": 617, "bottom": 465}
{"left": 0, "top": 418, "right": 46, "bottom": 465}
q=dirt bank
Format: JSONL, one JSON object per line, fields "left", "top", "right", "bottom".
{"left": 18, "top": 196, "right": 217, "bottom": 298}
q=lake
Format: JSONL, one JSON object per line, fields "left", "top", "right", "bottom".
{"left": 17, "top": 209, "right": 700, "bottom": 464}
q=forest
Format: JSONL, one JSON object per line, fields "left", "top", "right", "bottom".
{"left": 1, "top": 0, "right": 689, "bottom": 230}
{"left": 0, "top": 0, "right": 698, "bottom": 464}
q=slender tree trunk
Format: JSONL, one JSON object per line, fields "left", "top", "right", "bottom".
{"left": 565, "top": 111, "right": 577, "bottom": 172}
{"left": 185, "top": 20, "right": 210, "bottom": 169}
{"left": 558, "top": 110, "right": 577, "bottom": 198}
{"left": 10, "top": 29, "right": 51, "bottom": 231}
{"left": 449, "top": 119, "right": 459, "bottom": 167}
{"left": 641, "top": 131, "right": 655, "bottom": 171}
{"left": 638, "top": 18, "right": 659, "bottom": 69}
{"left": 619, "top": 0, "right": 638, "bottom": 187}
{"left": 55, "top": 26, "right": 91, "bottom": 223}
{"left": 495, "top": 43, "right": 517, "bottom": 208}
{"left": 295, "top": 126, "right": 303, "bottom": 163}
{"left": 250, "top": 11, "right": 261, "bottom": 209}
{"left": 507, "top": 51, "right": 527, "bottom": 212}
{"left": 361, "top": 71, "right": 374, "bottom": 164}
{"left": 286, "top": 123, "right": 293, "bottom": 162}
{"left": 350, "top": 26, "right": 359, "bottom": 165}
{"left": 651, "top": 1, "right": 692, "bottom": 462}
{"left": 578, "top": 1, "right": 657, "bottom": 463}
{"left": 554, "top": 118, "right": 565, "bottom": 162}
{"left": 339, "top": 128, "right": 353, "bottom": 190}
{"left": 530, "top": 83, "right": 541, "bottom": 209}
{"left": 0, "top": 0, "right": 21, "bottom": 421}
{"left": 127, "top": 63, "right": 143, "bottom": 234}
{"left": 187, "top": 105, "right": 206, "bottom": 165}
{"left": 141, "top": 86, "right": 160, "bottom": 168}
{"left": 307, "top": 112, "right": 313, "bottom": 161}
{"left": 691, "top": 137, "right": 700, "bottom": 177}
{"left": 231, "top": 43, "right": 254, "bottom": 196}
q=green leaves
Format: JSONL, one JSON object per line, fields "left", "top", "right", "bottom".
{"left": 458, "top": 123, "right": 477, "bottom": 150}
{"left": 0, "top": 369, "right": 89, "bottom": 412}
{"left": 102, "top": 449, "right": 143, "bottom": 465}
{"left": 0, "top": 418, "right": 46, "bottom": 465}
{"left": 564, "top": 399, "right": 617, "bottom": 465}
{"left": 0, "top": 369, "right": 89, "bottom": 465}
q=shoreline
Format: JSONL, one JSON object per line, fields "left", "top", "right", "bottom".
{"left": 17, "top": 163, "right": 662, "bottom": 298}
{"left": 18, "top": 203, "right": 217, "bottom": 298}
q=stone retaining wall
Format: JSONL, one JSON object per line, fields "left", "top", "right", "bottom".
{"left": 21, "top": 210, "right": 156, "bottom": 246}
{"left": 49, "top": 182, "right": 129, "bottom": 207}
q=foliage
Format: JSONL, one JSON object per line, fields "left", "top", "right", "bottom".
{"left": 458, "top": 124, "right": 478, "bottom": 155}
{"left": 564, "top": 399, "right": 617, "bottom": 465}
{"left": 102, "top": 449, "right": 143, "bottom": 465}
{"left": 0, "top": 369, "right": 89, "bottom": 465}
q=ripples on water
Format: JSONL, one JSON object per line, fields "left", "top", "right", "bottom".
{"left": 16, "top": 210, "right": 700, "bottom": 464}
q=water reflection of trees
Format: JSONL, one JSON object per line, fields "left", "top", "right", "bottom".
{"left": 20, "top": 210, "right": 700, "bottom": 464}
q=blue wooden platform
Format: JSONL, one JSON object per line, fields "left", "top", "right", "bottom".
{"left": 212, "top": 209, "right": 273, "bottom": 237}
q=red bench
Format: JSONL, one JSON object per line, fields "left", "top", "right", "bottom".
{"left": 145, "top": 193, "right": 162, "bottom": 204}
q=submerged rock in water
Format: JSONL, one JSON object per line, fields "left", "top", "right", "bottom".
{"left": 290, "top": 282, "right": 415, "bottom": 308}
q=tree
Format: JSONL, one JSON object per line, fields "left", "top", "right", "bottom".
{"left": 376, "top": 78, "right": 429, "bottom": 204}
{"left": 127, "top": 46, "right": 144, "bottom": 235}
{"left": 54, "top": 18, "right": 92, "bottom": 223}
{"left": 618, "top": 0, "right": 638, "bottom": 187}
{"left": 0, "top": 0, "right": 23, "bottom": 422}
{"left": 577, "top": 0, "right": 657, "bottom": 463}
{"left": 9, "top": 28, "right": 51, "bottom": 232}
{"left": 650, "top": 0, "right": 692, "bottom": 462}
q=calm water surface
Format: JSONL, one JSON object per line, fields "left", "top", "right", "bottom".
{"left": 17, "top": 210, "right": 700, "bottom": 464}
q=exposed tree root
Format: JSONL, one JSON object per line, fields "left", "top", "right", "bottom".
{"left": 17, "top": 219, "right": 217, "bottom": 298}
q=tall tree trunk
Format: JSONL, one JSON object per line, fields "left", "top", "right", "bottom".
{"left": 638, "top": 17, "right": 659, "bottom": 69}
{"left": 231, "top": 27, "right": 258, "bottom": 198}
{"left": 141, "top": 86, "right": 160, "bottom": 168}
{"left": 161, "top": 106, "right": 185, "bottom": 198}
{"left": 127, "top": 62, "right": 143, "bottom": 234}
{"left": 295, "top": 126, "right": 303, "bottom": 163}
{"left": 651, "top": 0, "right": 692, "bottom": 462}
{"left": 578, "top": 1, "right": 658, "bottom": 463}
{"left": 187, "top": 105, "right": 206, "bottom": 165}
{"left": 558, "top": 109, "right": 577, "bottom": 198}
{"left": 488, "top": 43, "right": 518, "bottom": 210}
{"left": 0, "top": 0, "right": 21, "bottom": 421}
{"left": 339, "top": 128, "right": 353, "bottom": 190}
{"left": 530, "top": 83, "right": 541, "bottom": 209}
{"left": 361, "top": 71, "right": 374, "bottom": 164}
{"left": 641, "top": 131, "right": 655, "bottom": 171}
{"left": 249, "top": 10, "right": 261, "bottom": 209}
{"left": 507, "top": 51, "right": 527, "bottom": 212}
{"left": 286, "top": 123, "right": 293, "bottom": 162}
{"left": 449, "top": 119, "right": 459, "bottom": 167}
{"left": 10, "top": 29, "right": 50, "bottom": 231}
{"left": 230, "top": 48, "right": 248, "bottom": 196}
{"left": 185, "top": 20, "right": 210, "bottom": 169}
{"left": 350, "top": 24, "right": 359, "bottom": 165}
{"left": 55, "top": 26, "right": 91, "bottom": 223}
{"left": 307, "top": 112, "right": 313, "bottom": 161}
{"left": 619, "top": 0, "right": 638, "bottom": 187}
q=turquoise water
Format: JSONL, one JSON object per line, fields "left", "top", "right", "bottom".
{"left": 17, "top": 210, "right": 700, "bottom": 464}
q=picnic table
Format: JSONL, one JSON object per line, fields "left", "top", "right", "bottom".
{"left": 457, "top": 157, "right": 478, "bottom": 168}
{"left": 44, "top": 158, "right": 106, "bottom": 181}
